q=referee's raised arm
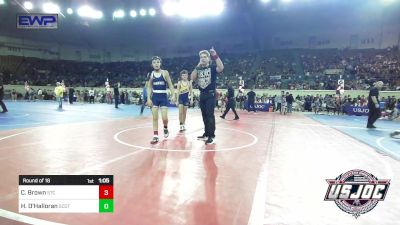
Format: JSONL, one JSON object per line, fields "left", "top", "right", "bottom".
{"left": 210, "top": 47, "right": 224, "bottom": 73}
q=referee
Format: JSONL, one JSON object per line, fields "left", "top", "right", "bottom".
{"left": 247, "top": 88, "right": 256, "bottom": 112}
{"left": 367, "top": 81, "right": 383, "bottom": 128}
{"left": 220, "top": 81, "right": 239, "bottom": 120}
{"left": 191, "top": 47, "right": 224, "bottom": 145}
{"left": 114, "top": 82, "right": 120, "bottom": 109}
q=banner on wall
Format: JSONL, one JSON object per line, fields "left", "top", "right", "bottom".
{"left": 246, "top": 103, "right": 271, "bottom": 112}
{"left": 324, "top": 69, "right": 344, "bottom": 75}
{"left": 269, "top": 75, "right": 281, "bottom": 80}
{"left": 345, "top": 106, "right": 369, "bottom": 116}
{"left": 344, "top": 102, "right": 392, "bottom": 116}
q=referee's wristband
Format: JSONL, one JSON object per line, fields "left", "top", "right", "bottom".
{"left": 211, "top": 54, "right": 219, "bottom": 60}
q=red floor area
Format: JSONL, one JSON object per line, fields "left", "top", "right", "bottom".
{"left": 0, "top": 111, "right": 272, "bottom": 225}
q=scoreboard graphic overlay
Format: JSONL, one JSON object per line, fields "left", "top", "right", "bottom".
{"left": 19, "top": 175, "right": 114, "bottom": 213}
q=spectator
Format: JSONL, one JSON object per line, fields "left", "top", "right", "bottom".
{"left": 54, "top": 82, "right": 65, "bottom": 109}
{"left": 114, "top": 82, "right": 120, "bottom": 109}
{"left": 89, "top": 88, "right": 95, "bottom": 103}
{"left": 286, "top": 92, "right": 294, "bottom": 114}
{"left": 68, "top": 85, "right": 75, "bottom": 104}
{"left": 37, "top": 88, "right": 43, "bottom": 100}
{"left": 11, "top": 89, "right": 17, "bottom": 101}
{"left": 0, "top": 81, "right": 8, "bottom": 113}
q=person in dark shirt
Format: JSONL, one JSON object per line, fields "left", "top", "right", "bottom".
{"left": 114, "top": 82, "right": 120, "bottom": 109}
{"left": 68, "top": 85, "right": 75, "bottom": 104}
{"left": 247, "top": 88, "right": 256, "bottom": 112}
{"left": 191, "top": 47, "right": 224, "bottom": 145}
{"left": 272, "top": 95, "right": 276, "bottom": 111}
{"left": 286, "top": 92, "right": 294, "bottom": 114}
{"left": 304, "top": 95, "right": 312, "bottom": 112}
{"left": 0, "top": 81, "right": 8, "bottom": 113}
{"left": 120, "top": 91, "right": 124, "bottom": 104}
{"left": 140, "top": 81, "right": 148, "bottom": 115}
{"left": 220, "top": 81, "right": 239, "bottom": 120}
{"left": 367, "top": 81, "right": 383, "bottom": 128}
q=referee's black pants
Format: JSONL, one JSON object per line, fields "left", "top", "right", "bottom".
{"left": 114, "top": 96, "right": 119, "bottom": 108}
{"left": 0, "top": 100, "right": 7, "bottom": 112}
{"left": 367, "top": 106, "right": 381, "bottom": 126}
{"left": 200, "top": 91, "right": 216, "bottom": 138}
{"left": 248, "top": 100, "right": 256, "bottom": 112}
{"left": 222, "top": 98, "right": 239, "bottom": 118}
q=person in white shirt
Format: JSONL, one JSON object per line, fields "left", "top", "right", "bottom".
{"left": 37, "top": 89, "right": 43, "bottom": 101}
{"left": 89, "top": 88, "right": 95, "bottom": 104}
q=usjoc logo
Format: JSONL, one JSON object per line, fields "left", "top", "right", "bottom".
{"left": 255, "top": 104, "right": 265, "bottom": 109}
{"left": 17, "top": 14, "right": 58, "bottom": 29}
{"left": 325, "top": 169, "right": 390, "bottom": 218}
{"left": 352, "top": 107, "right": 369, "bottom": 113}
